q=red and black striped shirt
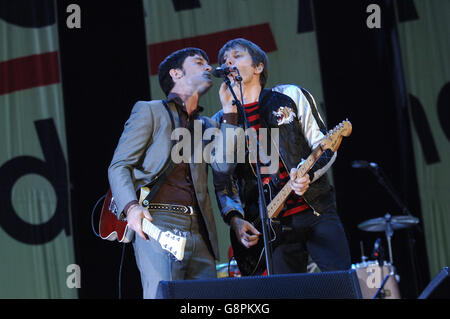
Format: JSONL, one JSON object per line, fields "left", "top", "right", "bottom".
{"left": 244, "top": 102, "right": 310, "bottom": 217}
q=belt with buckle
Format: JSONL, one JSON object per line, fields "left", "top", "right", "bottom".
{"left": 146, "top": 203, "right": 196, "bottom": 215}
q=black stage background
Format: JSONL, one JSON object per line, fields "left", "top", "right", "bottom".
{"left": 56, "top": 0, "right": 430, "bottom": 299}
{"left": 312, "top": 0, "right": 430, "bottom": 299}
{"left": 56, "top": 1, "right": 148, "bottom": 298}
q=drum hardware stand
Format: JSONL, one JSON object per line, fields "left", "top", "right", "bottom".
{"left": 384, "top": 213, "right": 394, "bottom": 266}
{"left": 382, "top": 214, "right": 401, "bottom": 291}
{"left": 358, "top": 161, "right": 421, "bottom": 296}
{"left": 360, "top": 241, "right": 368, "bottom": 263}
{"left": 372, "top": 274, "right": 390, "bottom": 299}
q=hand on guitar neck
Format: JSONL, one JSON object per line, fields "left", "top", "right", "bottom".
{"left": 127, "top": 204, "right": 153, "bottom": 241}
{"left": 288, "top": 167, "right": 311, "bottom": 196}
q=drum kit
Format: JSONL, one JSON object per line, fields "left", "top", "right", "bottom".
{"left": 216, "top": 162, "right": 422, "bottom": 299}
{"left": 353, "top": 213, "right": 419, "bottom": 299}
{"left": 216, "top": 213, "right": 419, "bottom": 299}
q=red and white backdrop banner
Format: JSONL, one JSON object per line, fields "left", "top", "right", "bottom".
{"left": 0, "top": 0, "right": 76, "bottom": 298}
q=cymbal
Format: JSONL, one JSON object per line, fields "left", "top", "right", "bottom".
{"left": 358, "top": 215, "right": 419, "bottom": 232}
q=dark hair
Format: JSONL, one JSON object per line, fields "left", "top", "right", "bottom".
{"left": 218, "top": 38, "right": 269, "bottom": 88}
{"left": 158, "top": 47, "right": 209, "bottom": 96}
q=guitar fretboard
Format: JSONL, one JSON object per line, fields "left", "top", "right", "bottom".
{"left": 267, "top": 146, "right": 323, "bottom": 218}
{"left": 142, "top": 218, "right": 161, "bottom": 240}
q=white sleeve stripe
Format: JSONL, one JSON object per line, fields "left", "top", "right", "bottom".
{"left": 272, "top": 84, "right": 334, "bottom": 182}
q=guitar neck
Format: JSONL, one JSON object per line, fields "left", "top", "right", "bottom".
{"left": 141, "top": 217, "right": 187, "bottom": 261}
{"left": 141, "top": 218, "right": 161, "bottom": 241}
{"left": 267, "top": 146, "right": 324, "bottom": 218}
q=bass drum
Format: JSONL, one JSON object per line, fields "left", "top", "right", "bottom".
{"left": 351, "top": 260, "right": 401, "bottom": 299}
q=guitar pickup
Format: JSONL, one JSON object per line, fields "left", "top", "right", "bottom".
{"left": 109, "top": 197, "right": 118, "bottom": 214}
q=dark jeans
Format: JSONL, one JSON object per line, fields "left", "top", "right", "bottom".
{"left": 272, "top": 208, "right": 351, "bottom": 274}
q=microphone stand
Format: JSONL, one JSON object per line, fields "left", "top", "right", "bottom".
{"left": 221, "top": 73, "right": 274, "bottom": 276}
{"left": 372, "top": 274, "right": 390, "bottom": 299}
{"left": 368, "top": 164, "right": 422, "bottom": 233}
{"left": 368, "top": 165, "right": 413, "bottom": 217}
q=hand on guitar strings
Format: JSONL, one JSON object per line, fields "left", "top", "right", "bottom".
{"left": 127, "top": 204, "right": 153, "bottom": 241}
{"left": 230, "top": 216, "right": 261, "bottom": 248}
{"left": 289, "top": 168, "right": 311, "bottom": 196}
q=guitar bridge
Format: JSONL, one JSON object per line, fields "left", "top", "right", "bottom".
{"left": 172, "top": 228, "right": 188, "bottom": 238}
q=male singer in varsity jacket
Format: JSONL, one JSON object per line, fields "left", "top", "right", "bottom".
{"left": 212, "top": 38, "right": 351, "bottom": 275}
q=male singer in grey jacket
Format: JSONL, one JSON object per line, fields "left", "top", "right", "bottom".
{"left": 108, "top": 47, "right": 241, "bottom": 298}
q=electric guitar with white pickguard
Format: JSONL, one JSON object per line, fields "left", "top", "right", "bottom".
{"left": 99, "top": 187, "right": 187, "bottom": 261}
{"left": 230, "top": 120, "right": 352, "bottom": 275}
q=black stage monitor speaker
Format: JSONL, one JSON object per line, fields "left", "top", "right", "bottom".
{"left": 156, "top": 270, "right": 362, "bottom": 299}
{"left": 418, "top": 267, "right": 450, "bottom": 299}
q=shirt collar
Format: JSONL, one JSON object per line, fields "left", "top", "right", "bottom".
{"left": 167, "top": 92, "right": 204, "bottom": 115}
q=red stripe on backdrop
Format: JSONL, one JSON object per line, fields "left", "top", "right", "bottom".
{"left": 148, "top": 23, "right": 277, "bottom": 75}
{"left": 0, "top": 51, "right": 60, "bottom": 95}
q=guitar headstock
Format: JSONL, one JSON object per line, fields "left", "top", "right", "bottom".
{"left": 320, "top": 119, "right": 352, "bottom": 152}
{"left": 159, "top": 231, "right": 187, "bottom": 261}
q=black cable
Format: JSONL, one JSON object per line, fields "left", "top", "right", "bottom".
{"left": 90, "top": 193, "right": 127, "bottom": 299}
{"left": 118, "top": 242, "right": 126, "bottom": 299}
{"left": 90, "top": 194, "right": 106, "bottom": 238}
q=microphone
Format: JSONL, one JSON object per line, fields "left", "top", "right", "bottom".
{"left": 351, "top": 160, "right": 378, "bottom": 169}
{"left": 212, "top": 65, "right": 235, "bottom": 78}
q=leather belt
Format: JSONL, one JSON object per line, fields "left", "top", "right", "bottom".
{"left": 146, "top": 203, "right": 196, "bottom": 215}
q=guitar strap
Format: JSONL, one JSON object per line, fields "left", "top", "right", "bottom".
{"left": 142, "top": 100, "right": 177, "bottom": 205}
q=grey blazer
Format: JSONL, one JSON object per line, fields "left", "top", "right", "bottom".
{"left": 108, "top": 100, "right": 241, "bottom": 259}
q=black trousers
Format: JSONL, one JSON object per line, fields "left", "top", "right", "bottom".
{"left": 272, "top": 207, "right": 351, "bottom": 274}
